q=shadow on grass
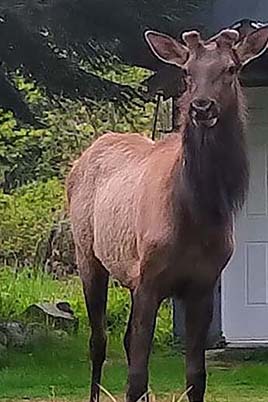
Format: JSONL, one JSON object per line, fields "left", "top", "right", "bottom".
{"left": 211, "top": 348, "right": 268, "bottom": 363}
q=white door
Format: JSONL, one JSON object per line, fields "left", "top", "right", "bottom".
{"left": 223, "top": 88, "right": 268, "bottom": 344}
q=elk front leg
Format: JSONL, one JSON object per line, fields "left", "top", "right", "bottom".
{"left": 126, "top": 286, "right": 160, "bottom": 402}
{"left": 184, "top": 290, "right": 213, "bottom": 402}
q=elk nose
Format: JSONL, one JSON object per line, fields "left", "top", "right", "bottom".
{"left": 190, "top": 98, "right": 215, "bottom": 113}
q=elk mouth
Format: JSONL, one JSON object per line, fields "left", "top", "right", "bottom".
{"left": 192, "top": 116, "right": 219, "bottom": 128}
{"left": 190, "top": 110, "right": 219, "bottom": 128}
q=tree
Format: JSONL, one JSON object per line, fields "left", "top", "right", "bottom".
{"left": 0, "top": 1, "right": 267, "bottom": 125}
{"left": 0, "top": 0, "right": 210, "bottom": 124}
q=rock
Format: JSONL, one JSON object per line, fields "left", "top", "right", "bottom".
{"left": 0, "top": 342, "right": 7, "bottom": 357}
{"left": 0, "top": 301, "right": 78, "bottom": 351}
{"left": 0, "top": 322, "right": 26, "bottom": 348}
{"left": 0, "top": 330, "right": 8, "bottom": 347}
{"left": 24, "top": 323, "right": 47, "bottom": 347}
{"left": 22, "top": 301, "right": 79, "bottom": 334}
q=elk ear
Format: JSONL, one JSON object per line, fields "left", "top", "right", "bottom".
{"left": 236, "top": 26, "right": 268, "bottom": 66}
{"left": 145, "top": 30, "right": 189, "bottom": 67}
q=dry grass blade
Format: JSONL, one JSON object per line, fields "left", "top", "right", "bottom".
{"left": 137, "top": 389, "right": 151, "bottom": 402}
{"left": 97, "top": 384, "right": 193, "bottom": 402}
{"left": 98, "top": 386, "right": 151, "bottom": 402}
{"left": 98, "top": 384, "right": 118, "bottom": 402}
{"left": 176, "top": 386, "right": 194, "bottom": 402}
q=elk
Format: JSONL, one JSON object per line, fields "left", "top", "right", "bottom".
{"left": 66, "top": 26, "right": 268, "bottom": 402}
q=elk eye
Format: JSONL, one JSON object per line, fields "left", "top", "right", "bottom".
{"left": 227, "top": 65, "right": 237, "bottom": 75}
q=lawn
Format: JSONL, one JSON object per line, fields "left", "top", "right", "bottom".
{"left": 1, "top": 268, "right": 268, "bottom": 402}
{"left": 1, "top": 335, "right": 268, "bottom": 402}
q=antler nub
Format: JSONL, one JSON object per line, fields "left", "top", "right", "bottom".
{"left": 182, "top": 30, "right": 203, "bottom": 50}
{"left": 215, "top": 29, "right": 239, "bottom": 48}
{"left": 182, "top": 28, "right": 239, "bottom": 53}
{"left": 206, "top": 29, "right": 240, "bottom": 48}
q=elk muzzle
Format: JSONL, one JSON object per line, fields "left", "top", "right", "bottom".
{"left": 190, "top": 98, "right": 219, "bottom": 128}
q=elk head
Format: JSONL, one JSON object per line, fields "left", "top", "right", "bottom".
{"left": 145, "top": 26, "right": 268, "bottom": 128}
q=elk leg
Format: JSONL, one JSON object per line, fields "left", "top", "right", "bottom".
{"left": 124, "top": 291, "right": 133, "bottom": 365}
{"left": 81, "top": 257, "right": 109, "bottom": 402}
{"left": 184, "top": 290, "right": 213, "bottom": 402}
{"left": 126, "top": 286, "right": 160, "bottom": 402}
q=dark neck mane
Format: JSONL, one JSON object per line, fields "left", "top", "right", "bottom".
{"left": 180, "top": 90, "right": 249, "bottom": 225}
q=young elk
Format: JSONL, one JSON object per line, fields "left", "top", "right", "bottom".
{"left": 67, "top": 27, "right": 268, "bottom": 402}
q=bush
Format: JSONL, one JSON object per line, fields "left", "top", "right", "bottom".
{"left": 0, "top": 106, "right": 94, "bottom": 192}
{"left": 0, "top": 179, "right": 64, "bottom": 266}
{"left": 0, "top": 68, "right": 157, "bottom": 192}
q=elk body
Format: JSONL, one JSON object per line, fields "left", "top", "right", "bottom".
{"left": 67, "top": 27, "right": 268, "bottom": 402}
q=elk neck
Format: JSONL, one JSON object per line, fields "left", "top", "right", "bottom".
{"left": 175, "top": 86, "right": 249, "bottom": 226}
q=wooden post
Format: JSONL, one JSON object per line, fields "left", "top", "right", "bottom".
{"left": 172, "top": 96, "right": 181, "bottom": 131}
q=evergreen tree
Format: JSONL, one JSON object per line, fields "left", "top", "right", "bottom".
{"left": 0, "top": 1, "right": 267, "bottom": 124}
{"left": 0, "top": 0, "right": 209, "bottom": 124}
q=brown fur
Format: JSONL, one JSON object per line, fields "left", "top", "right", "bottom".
{"left": 66, "top": 27, "right": 268, "bottom": 402}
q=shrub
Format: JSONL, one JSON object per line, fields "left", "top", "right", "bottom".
{"left": 0, "top": 68, "right": 157, "bottom": 192}
{"left": 0, "top": 179, "right": 64, "bottom": 266}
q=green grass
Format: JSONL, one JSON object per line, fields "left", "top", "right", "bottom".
{"left": 1, "top": 335, "right": 268, "bottom": 401}
{"left": 0, "top": 268, "right": 172, "bottom": 345}
{"left": 1, "top": 268, "right": 268, "bottom": 402}
{"left": 0, "top": 268, "right": 87, "bottom": 328}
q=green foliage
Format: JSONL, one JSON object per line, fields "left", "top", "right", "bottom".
{"left": 14, "top": 73, "right": 45, "bottom": 108}
{"left": 0, "top": 267, "right": 85, "bottom": 324}
{"left": 0, "top": 69, "right": 155, "bottom": 192}
{"left": 95, "top": 64, "right": 151, "bottom": 86}
{"left": 155, "top": 299, "right": 173, "bottom": 346}
{"left": 0, "top": 179, "right": 64, "bottom": 266}
{"left": 0, "top": 267, "right": 172, "bottom": 346}
{"left": 0, "top": 110, "right": 45, "bottom": 191}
